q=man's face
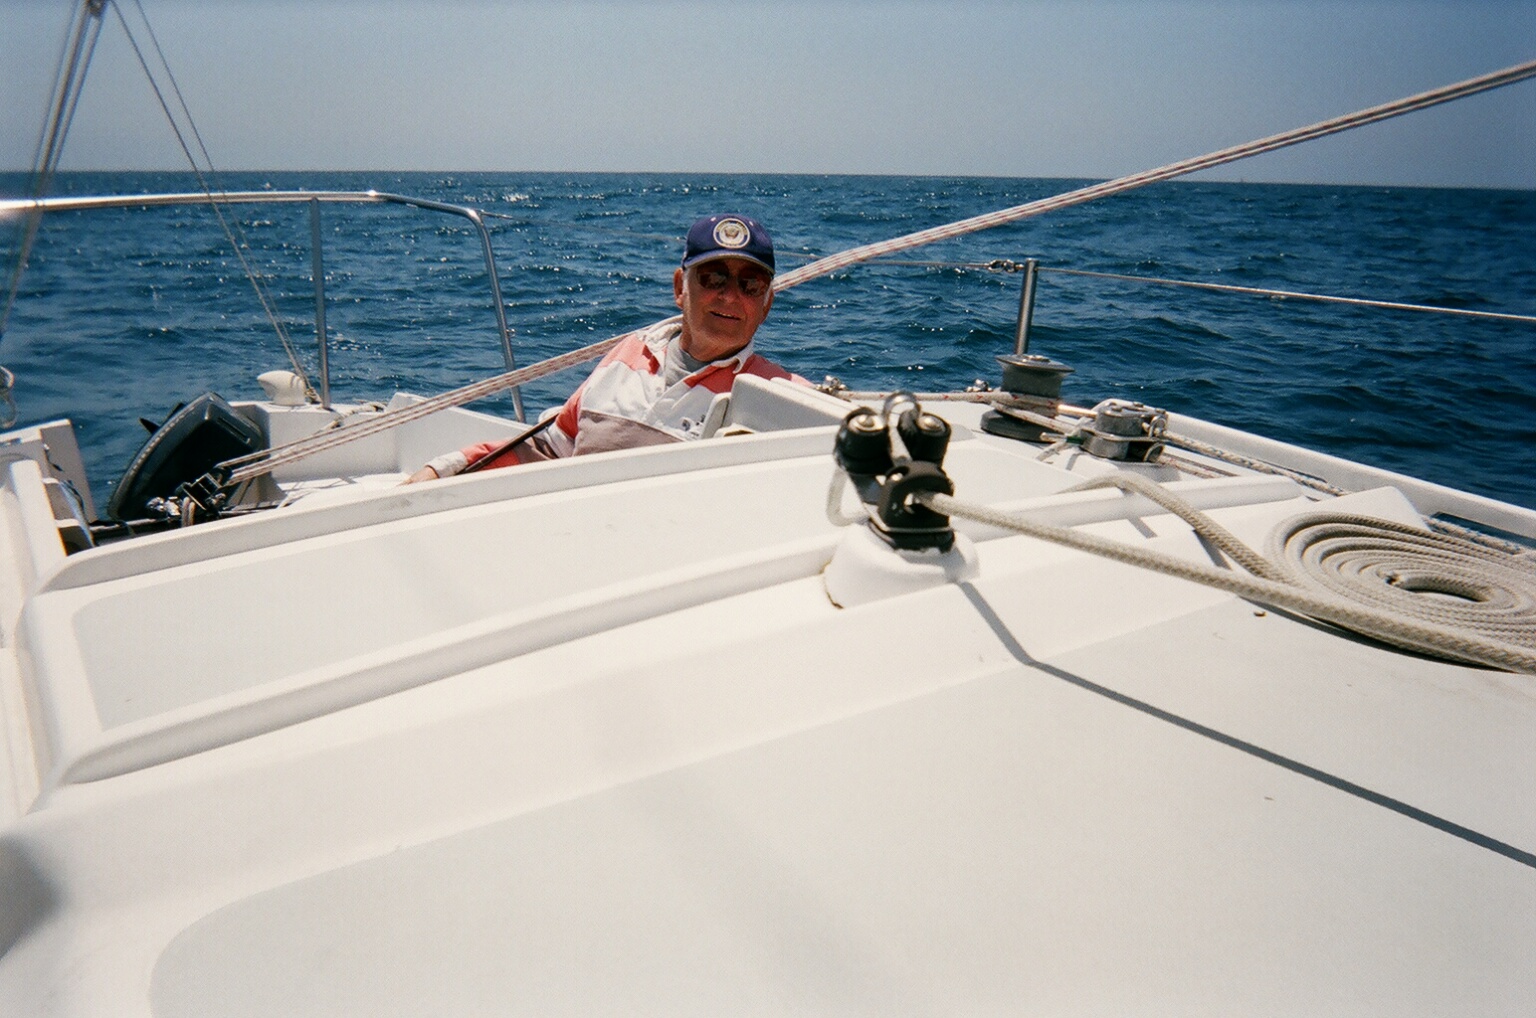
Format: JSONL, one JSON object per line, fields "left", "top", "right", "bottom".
{"left": 674, "top": 258, "right": 775, "bottom": 363}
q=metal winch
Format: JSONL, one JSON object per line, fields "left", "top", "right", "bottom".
{"left": 978, "top": 353, "right": 1075, "bottom": 443}
{"left": 976, "top": 258, "right": 1170, "bottom": 462}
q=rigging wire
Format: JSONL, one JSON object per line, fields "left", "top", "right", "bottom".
{"left": 127, "top": 0, "right": 217, "bottom": 175}
{"left": 1, "top": 0, "right": 107, "bottom": 343}
{"left": 1041, "top": 266, "right": 1536, "bottom": 324}
{"left": 771, "top": 59, "right": 1536, "bottom": 292}
{"left": 798, "top": 255, "right": 1536, "bottom": 326}
{"left": 108, "top": 0, "right": 318, "bottom": 399}
{"left": 0, "top": 0, "right": 110, "bottom": 427}
{"left": 921, "top": 260, "right": 1536, "bottom": 326}
{"left": 1, "top": 1, "right": 316, "bottom": 399}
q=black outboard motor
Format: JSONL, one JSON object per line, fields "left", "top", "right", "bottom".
{"left": 107, "top": 393, "right": 264, "bottom": 522}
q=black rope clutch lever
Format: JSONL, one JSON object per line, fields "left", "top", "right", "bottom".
{"left": 461, "top": 415, "right": 559, "bottom": 474}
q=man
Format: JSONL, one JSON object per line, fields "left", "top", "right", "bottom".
{"left": 406, "top": 213, "right": 804, "bottom": 481}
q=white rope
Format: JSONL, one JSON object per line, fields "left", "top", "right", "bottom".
{"left": 836, "top": 385, "right": 1536, "bottom": 564}
{"left": 1160, "top": 431, "right": 1345, "bottom": 496}
{"left": 918, "top": 489, "right": 1536, "bottom": 675}
{"left": 1062, "top": 473, "right": 1283, "bottom": 581}
{"left": 833, "top": 388, "right": 1316, "bottom": 487}
{"left": 772, "top": 59, "right": 1536, "bottom": 292}
{"left": 1268, "top": 512, "right": 1536, "bottom": 649}
{"left": 223, "top": 58, "right": 1536, "bottom": 484}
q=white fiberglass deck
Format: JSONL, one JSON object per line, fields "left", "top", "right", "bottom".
{"left": 1, "top": 383, "right": 1533, "bottom": 1015}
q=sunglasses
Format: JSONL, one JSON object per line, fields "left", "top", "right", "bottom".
{"left": 693, "top": 263, "right": 772, "bottom": 298}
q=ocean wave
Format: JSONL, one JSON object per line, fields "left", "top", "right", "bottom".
{"left": 3, "top": 171, "right": 1532, "bottom": 509}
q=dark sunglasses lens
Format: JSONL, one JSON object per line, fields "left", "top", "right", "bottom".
{"left": 694, "top": 264, "right": 770, "bottom": 296}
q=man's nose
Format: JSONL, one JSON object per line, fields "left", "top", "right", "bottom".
{"left": 711, "top": 276, "right": 749, "bottom": 302}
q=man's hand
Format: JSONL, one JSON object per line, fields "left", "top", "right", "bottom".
{"left": 401, "top": 465, "right": 441, "bottom": 485}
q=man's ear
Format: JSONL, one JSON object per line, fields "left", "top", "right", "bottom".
{"left": 673, "top": 267, "right": 685, "bottom": 310}
{"left": 762, "top": 289, "right": 774, "bottom": 318}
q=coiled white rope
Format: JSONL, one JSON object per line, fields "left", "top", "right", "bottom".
{"left": 915, "top": 485, "right": 1536, "bottom": 675}
{"left": 1269, "top": 513, "right": 1536, "bottom": 652}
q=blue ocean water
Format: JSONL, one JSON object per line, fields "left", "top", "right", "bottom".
{"left": 3, "top": 171, "right": 1534, "bottom": 511}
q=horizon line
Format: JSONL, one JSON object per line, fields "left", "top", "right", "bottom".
{"left": 2, "top": 168, "right": 1532, "bottom": 194}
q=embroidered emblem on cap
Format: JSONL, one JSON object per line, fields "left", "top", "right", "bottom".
{"left": 713, "top": 218, "right": 751, "bottom": 249}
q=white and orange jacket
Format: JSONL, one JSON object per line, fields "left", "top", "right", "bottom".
{"left": 425, "top": 321, "right": 807, "bottom": 475}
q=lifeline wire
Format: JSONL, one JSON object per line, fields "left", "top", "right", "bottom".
{"left": 880, "top": 259, "right": 1536, "bottom": 327}
{"left": 1039, "top": 267, "right": 1536, "bottom": 326}
{"left": 223, "top": 58, "right": 1536, "bottom": 482}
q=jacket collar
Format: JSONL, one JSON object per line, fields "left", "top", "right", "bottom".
{"left": 650, "top": 322, "right": 756, "bottom": 376}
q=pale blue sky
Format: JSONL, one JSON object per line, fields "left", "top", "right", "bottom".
{"left": 3, "top": 0, "right": 1533, "bottom": 186}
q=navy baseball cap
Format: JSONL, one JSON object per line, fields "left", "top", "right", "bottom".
{"left": 681, "top": 214, "right": 775, "bottom": 275}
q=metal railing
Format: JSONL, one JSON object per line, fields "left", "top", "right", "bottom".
{"left": 985, "top": 257, "right": 1536, "bottom": 353}
{"left": 0, "top": 189, "right": 525, "bottom": 420}
{"left": 861, "top": 249, "right": 1535, "bottom": 351}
